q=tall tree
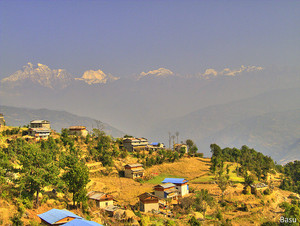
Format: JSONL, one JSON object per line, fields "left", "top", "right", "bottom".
{"left": 186, "top": 139, "right": 194, "bottom": 151}
{"left": 18, "top": 143, "right": 59, "bottom": 206}
{"left": 194, "top": 189, "right": 214, "bottom": 219}
{"left": 215, "top": 164, "right": 230, "bottom": 202}
{"left": 62, "top": 154, "right": 90, "bottom": 207}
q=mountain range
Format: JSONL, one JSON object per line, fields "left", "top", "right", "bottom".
{"left": 1, "top": 63, "right": 299, "bottom": 163}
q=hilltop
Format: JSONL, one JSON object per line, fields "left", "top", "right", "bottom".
{"left": 0, "top": 126, "right": 299, "bottom": 225}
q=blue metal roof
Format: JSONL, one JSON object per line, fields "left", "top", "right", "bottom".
{"left": 62, "top": 219, "right": 103, "bottom": 226}
{"left": 162, "top": 178, "right": 188, "bottom": 184}
{"left": 38, "top": 209, "right": 82, "bottom": 224}
{"left": 150, "top": 142, "right": 159, "bottom": 145}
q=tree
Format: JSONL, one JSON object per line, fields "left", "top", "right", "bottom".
{"left": 215, "top": 166, "right": 230, "bottom": 202}
{"left": 186, "top": 139, "right": 194, "bottom": 151}
{"left": 62, "top": 155, "right": 90, "bottom": 207}
{"left": 188, "top": 145, "right": 198, "bottom": 157}
{"left": 18, "top": 143, "right": 59, "bottom": 207}
{"left": 194, "top": 189, "right": 214, "bottom": 219}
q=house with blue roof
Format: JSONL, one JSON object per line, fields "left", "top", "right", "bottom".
{"left": 38, "top": 209, "right": 82, "bottom": 225}
{"left": 162, "top": 178, "right": 189, "bottom": 197}
{"left": 62, "top": 219, "right": 103, "bottom": 226}
{"left": 148, "top": 142, "right": 165, "bottom": 151}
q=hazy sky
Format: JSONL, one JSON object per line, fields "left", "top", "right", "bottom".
{"left": 1, "top": 1, "right": 299, "bottom": 79}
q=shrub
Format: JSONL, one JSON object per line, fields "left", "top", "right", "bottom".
{"left": 215, "top": 209, "right": 223, "bottom": 220}
{"left": 263, "top": 188, "right": 271, "bottom": 195}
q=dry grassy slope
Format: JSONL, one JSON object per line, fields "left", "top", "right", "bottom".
{"left": 88, "top": 156, "right": 298, "bottom": 225}
{"left": 145, "top": 157, "right": 211, "bottom": 180}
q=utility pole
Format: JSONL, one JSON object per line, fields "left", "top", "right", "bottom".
{"left": 168, "top": 132, "right": 171, "bottom": 149}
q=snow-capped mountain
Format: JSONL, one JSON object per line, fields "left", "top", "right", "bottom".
{"left": 1, "top": 63, "right": 73, "bottom": 89}
{"left": 75, "top": 69, "right": 119, "bottom": 84}
{"left": 1, "top": 63, "right": 120, "bottom": 89}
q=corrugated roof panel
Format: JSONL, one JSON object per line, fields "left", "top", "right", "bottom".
{"left": 62, "top": 219, "right": 103, "bottom": 226}
{"left": 38, "top": 209, "right": 82, "bottom": 224}
{"left": 162, "top": 178, "right": 188, "bottom": 184}
{"left": 150, "top": 142, "right": 159, "bottom": 145}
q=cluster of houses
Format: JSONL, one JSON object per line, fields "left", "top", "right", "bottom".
{"left": 139, "top": 178, "right": 189, "bottom": 213}
{"left": 1, "top": 114, "right": 187, "bottom": 153}
{"left": 84, "top": 164, "right": 189, "bottom": 216}
{"left": 122, "top": 137, "right": 187, "bottom": 153}
{"left": 37, "top": 176, "right": 188, "bottom": 225}
{"left": 21, "top": 119, "right": 89, "bottom": 140}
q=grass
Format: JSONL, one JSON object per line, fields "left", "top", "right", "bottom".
{"left": 144, "top": 174, "right": 182, "bottom": 184}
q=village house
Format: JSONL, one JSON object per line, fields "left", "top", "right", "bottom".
{"left": 162, "top": 178, "right": 189, "bottom": 197}
{"left": 154, "top": 183, "right": 178, "bottom": 201}
{"left": 147, "top": 142, "right": 165, "bottom": 151}
{"left": 124, "top": 163, "right": 145, "bottom": 179}
{"left": 138, "top": 192, "right": 159, "bottom": 213}
{"left": 68, "top": 126, "right": 89, "bottom": 137}
{"left": 87, "top": 191, "right": 114, "bottom": 208}
{"left": 0, "top": 113, "right": 5, "bottom": 128}
{"left": 38, "top": 208, "right": 83, "bottom": 225}
{"left": 174, "top": 143, "right": 188, "bottom": 153}
{"left": 123, "top": 137, "right": 148, "bottom": 152}
{"left": 30, "top": 120, "right": 51, "bottom": 129}
{"left": 28, "top": 120, "right": 51, "bottom": 140}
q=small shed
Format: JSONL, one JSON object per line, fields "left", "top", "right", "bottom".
{"left": 87, "top": 191, "right": 114, "bottom": 208}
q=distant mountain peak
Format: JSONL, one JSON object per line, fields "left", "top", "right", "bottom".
{"left": 138, "top": 68, "right": 174, "bottom": 79}
{"left": 198, "top": 65, "right": 264, "bottom": 79}
{"left": 1, "top": 62, "right": 73, "bottom": 89}
{"left": 75, "top": 69, "right": 119, "bottom": 84}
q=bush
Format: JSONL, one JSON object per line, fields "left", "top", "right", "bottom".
{"left": 215, "top": 209, "right": 223, "bottom": 220}
{"left": 263, "top": 188, "right": 271, "bottom": 195}
{"left": 188, "top": 216, "right": 201, "bottom": 226}
{"left": 195, "top": 153, "right": 204, "bottom": 158}
{"left": 10, "top": 213, "right": 23, "bottom": 226}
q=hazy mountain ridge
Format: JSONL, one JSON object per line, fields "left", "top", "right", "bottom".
{"left": 0, "top": 105, "right": 125, "bottom": 138}
{"left": 148, "top": 88, "right": 300, "bottom": 163}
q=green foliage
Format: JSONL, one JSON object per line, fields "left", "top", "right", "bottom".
{"left": 188, "top": 145, "right": 198, "bottom": 157}
{"left": 2, "top": 127, "right": 20, "bottom": 136}
{"left": 60, "top": 128, "right": 74, "bottom": 147}
{"left": 16, "top": 142, "right": 60, "bottom": 206}
{"left": 186, "top": 139, "right": 194, "bottom": 149}
{"left": 62, "top": 154, "right": 90, "bottom": 206}
{"left": 210, "top": 144, "right": 275, "bottom": 182}
{"left": 263, "top": 188, "right": 271, "bottom": 195}
{"left": 188, "top": 216, "right": 201, "bottom": 226}
{"left": 280, "top": 161, "right": 300, "bottom": 195}
{"left": 194, "top": 189, "right": 214, "bottom": 218}
{"left": 10, "top": 213, "right": 23, "bottom": 226}
{"left": 279, "top": 201, "right": 300, "bottom": 225}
